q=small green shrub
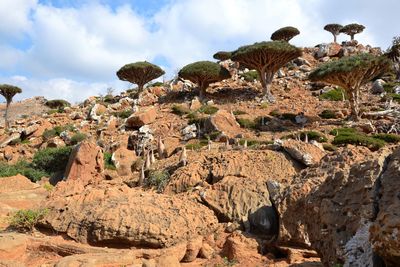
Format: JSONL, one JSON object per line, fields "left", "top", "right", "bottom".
{"left": 239, "top": 139, "right": 272, "bottom": 148}
{"left": 186, "top": 140, "right": 208, "bottom": 151}
{"left": 319, "top": 88, "right": 347, "bottom": 101}
{"left": 147, "top": 170, "right": 170, "bottom": 193}
{"left": 43, "top": 183, "right": 54, "bottom": 192}
{"left": 232, "top": 110, "right": 247, "bottom": 115}
{"left": 331, "top": 128, "right": 385, "bottom": 151}
{"left": 45, "top": 99, "right": 70, "bottom": 109}
{"left": 319, "top": 109, "right": 337, "bottom": 119}
{"left": 323, "top": 143, "right": 338, "bottom": 151}
{"left": 198, "top": 105, "right": 219, "bottom": 115}
{"left": 112, "top": 109, "right": 133, "bottom": 119}
{"left": 70, "top": 132, "right": 87, "bottom": 145}
{"left": 0, "top": 161, "right": 48, "bottom": 182}
{"left": 388, "top": 93, "right": 400, "bottom": 103}
{"left": 172, "top": 104, "right": 190, "bottom": 116}
{"left": 204, "top": 131, "right": 221, "bottom": 140}
{"left": 281, "top": 113, "right": 297, "bottom": 122}
{"left": 42, "top": 125, "right": 75, "bottom": 140}
{"left": 285, "top": 131, "right": 328, "bottom": 142}
{"left": 260, "top": 102, "right": 269, "bottom": 109}
{"left": 269, "top": 109, "right": 281, "bottom": 117}
{"left": 32, "top": 146, "right": 73, "bottom": 174}
{"left": 147, "top": 81, "right": 164, "bottom": 87}
{"left": 330, "top": 127, "right": 357, "bottom": 136}
{"left": 236, "top": 118, "right": 256, "bottom": 129}
{"left": 104, "top": 152, "right": 116, "bottom": 170}
{"left": 10, "top": 208, "right": 48, "bottom": 232}
{"left": 372, "top": 133, "right": 400, "bottom": 143}
{"left": 47, "top": 109, "right": 59, "bottom": 115}
{"left": 240, "top": 70, "right": 259, "bottom": 82}
{"left": 188, "top": 113, "right": 208, "bottom": 126}
{"left": 383, "top": 82, "right": 400, "bottom": 93}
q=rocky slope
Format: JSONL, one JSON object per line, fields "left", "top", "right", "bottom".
{"left": 0, "top": 41, "right": 399, "bottom": 267}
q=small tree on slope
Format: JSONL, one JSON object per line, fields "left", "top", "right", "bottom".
{"left": 270, "top": 26, "right": 300, "bottom": 43}
{"left": 231, "top": 41, "right": 302, "bottom": 102}
{"left": 0, "top": 84, "right": 22, "bottom": 130}
{"left": 340, "top": 23, "right": 365, "bottom": 41}
{"left": 385, "top": 36, "right": 400, "bottom": 81}
{"left": 324, "top": 24, "right": 343, "bottom": 43}
{"left": 309, "top": 54, "right": 390, "bottom": 121}
{"left": 116, "top": 61, "right": 165, "bottom": 93}
{"left": 178, "top": 61, "right": 231, "bottom": 99}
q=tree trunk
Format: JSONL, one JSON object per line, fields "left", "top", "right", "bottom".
{"left": 199, "top": 82, "right": 208, "bottom": 101}
{"left": 348, "top": 89, "right": 360, "bottom": 121}
{"left": 259, "top": 70, "right": 275, "bottom": 103}
{"left": 333, "top": 34, "right": 337, "bottom": 43}
{"left": 138, "top": 84, "right": 144, "bottom": 93}
{"left": 350, "top": 34, "right": 355, "bottom": 41}
{"left": 4, "top": 101, "right": 10, "bottom": 130}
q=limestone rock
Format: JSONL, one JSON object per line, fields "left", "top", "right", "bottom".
{"left": 125, "top": 107, "right": 157, "bottom": 128}
{"left": 111, "top": 147, "right": 137, "bottom": 176}
{"left": 204, "top": 110, "right": 241, "bottom": 138}
{"left": 0, "top": 133, "right": 21, "bottom": 148}
{"left": 89, "top": 104, "right": 107, "bottom": 121}
{"left": 371, "top": 79, "right": 385, "bottom": 94}
{"left": 44, "top": 183, "right": 218, "bottom": 248}
{"left": 282, "top": 139, "right": 325, "bottom": 166}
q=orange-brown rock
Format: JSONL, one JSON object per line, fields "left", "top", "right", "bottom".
{"left": 111, "top": 147, "right": 137, "bottom": 176}
{"left": 282, "top": 139, "right": 326, "bottom": 166}
{"left": 126, "top": 107, "right": 157, "bottom": 128}
{"left": 44, "top": 183, "right": 218, "bottom": 249}
{"left": 204, "top": 109, "right": 241, "bottom": 138}
{"left": 64, "top": 141, "right": 104, "bottom": 184}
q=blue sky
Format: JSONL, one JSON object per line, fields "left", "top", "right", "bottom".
{"left": 0, "top": 0, "right": 399, "bottom": 103}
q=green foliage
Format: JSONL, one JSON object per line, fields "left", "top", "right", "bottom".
{"left": 188, "top": 113, "right": 208, "bottom": 127}
{"left": 331, "top": 128, "right": 385, "bottom": 151}
{"left": 240, "top": 70, "right": 259, "bottom": 82}
{"left": 70, "top": 132, "right": 87, "bottom": 145}
{"left": 232, "top": 110, "right": 247, "bottom": 115}
{"left": 104, "top": 152, "right": 116, "bottom": 170}
{"left": 45, "top": 99, "right": 71, "bottom": 109}
{"left": 383, "top": 82, "right": 400, "bottom": 93}
{"left": 0, "top": 84, "right": 22, "bottom": 102}
{"left": 260, "top": 102, "right": 269, "bottom": 109}
{"left": 42, "top": 125, "right": 75, "bottom": 140}
{"left": 146, "top": 170, "right": 170, "bottom": 193}
{"left": 10, "top": 208, "right": 48, "bottom": 232}
{"left": 286, "top": 131, "right": 328, "bottom": 142}
{"left": 0, "top": 161, "right": 48, "bottom": 182}
{"left": 340, "top": 23, "right": 365, "bottom": 39}
{"left": 319, "top": 109, "right": 338, "bottom": 119}
{"left": 236, "top": 118, "right": 256, "bottom": 129}
{"left": 32, "top": 146, "right": 73, "bottom": 174}
{"left": 372, "top": 133, "right": 400, "bottom": 143}
{"left": 178, "top": 61, "right": 231, "bottom": 91}
{"left": 198, "top": 105, "right": 219, "bottom": 115}
{"left": 186, "top": 140, "right": 208, "bottom": 151}
{"left": 171, "top": 104, "right": 190, "bottom": 116}
{"left": 323, "top": 143, "right": 338, "bottom": 151}
{"left": 112, "top": 109, "right": 133, "bottom": 119}
{"left": 204, "top": 131, "right": 221, "bottom": 140}
{"left": 269, "top": 110, "right": 297, "bottom": 122}
{"left": 43, "top": 183, "right": 54, "bottom": 192}
{"left": 146, "top": 81, "right": 164, "bottom": 88}
{"left": 319, "top": 88, "right": 346, "bottom": 101}
{"left": 116, "top": 61, "right": 165, "bottom": 90}
{"left": 324, "top": 24, "right": 343, "bottom": 36}
{"left": 213, "top": 51, "right": 232, "bottom": 61}
{"left": 239, "top": 139, "right": 272, "bottom": 148}
{"left": 388, "top": 93, "right": 400, "bottom": 103}
{"left": 270, "top": 26, "right": 300, "bottom": 42}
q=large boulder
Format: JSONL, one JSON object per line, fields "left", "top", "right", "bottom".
{"left": 64, "top": 141, "right": 104, "bottom": 184}
{"left": 125, "top": 107, "right": 157, "bottom": 128}
{"left": 204, "top": 109, "right": 241, "bottom": 138}
{"left": 282, "top": 139, "right": 326, "bottom": 166}
{"left": 111, "top": 147, "right": 137, "bottom": 176}
{"left": 43, "top": 183, "right": 218, "bottom": 249}
{"left": 274, "top": 147, "right": 391, "bottom": 266}
{"left": 370, "top": 147, "right": 400, "bottom": 266}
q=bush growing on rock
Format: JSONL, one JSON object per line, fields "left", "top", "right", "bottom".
{"left": 112, "top": 109, "right": 133, "bottom": 119}
{"left": 340, "top": 23, "right": 365, "bottom": 41}
{"left": 319, "top": 88, "right": 347, "bottom": 101}
{"left": 103, "top": 152, "right": 116, "bottom": 170}
{"left": 0, "top": 161, "right": 48, "bottom": 182}
{"left": 330, "top": 128, "right": 386, "bottom": 151}
{"left": 309, "top": 54, "right": 390, "bottom": 120}
{"left": 213, "top": 51, "right": 232, "bottom": 61}
{"left": 32, "top": 146, "right": 73, "bottom": 175}
{"left": 70, "top": 132, "right": 87, "bottom": 145}
{"left": 116, "top": 61, "right": 165, "bottom": 93}
{"left": 323, "top": 24, "right": 343, "bottom": 43}
{"left": 270, "top": 26, "right": 300, "bottom": 42}
{"left": 0, "top": 84, "right": 22, "bottom": 129}
{"left": 198, "top": 105, "right": 219, "bottom": 115}
{"left": 171, "top": 104, "right": 190, "bottom": 116}
{"left": 146, "top": 170, "right": 170, "bottom": 193}
{"left": 178, "top": 61, "right": 231, "bottom": 99}
{"left": 319, "top": 109, "right": 338, "bottom": 119}
{"left": 45, "top": 99, "right": 71, "bottom": 110}
{"left": 10, "top": 208, "right": 48, "bottom": 232}
{"left": 240, "top": 70, "right": 259, "bottom": 82}
{"left": 231, "top": 41, "right": 302, "bottom": 102}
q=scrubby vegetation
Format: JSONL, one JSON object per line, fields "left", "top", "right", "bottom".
{"left": 32, "top": 146, "right": 73, "bottom": 175}
{"left": 104, "top": 152, "right": 116, "bottom": 170}
{"left": 146, "top": 170, "right": 170, "bottom": 193}
{"left": 319, "top": 109, "right": 338, "bottom": 119}
{"left": 330, "top": 128, "right": 386, "bottom": 151}
{"left": 112, "top": 109, "right": 133, "bottom": 119}
{"left": 9, "top": 208, "right": 48, "bottom": 232}
{"left": 198, "top": 105, "right": 219, "bottom": 115}
{"left": 0, "top": 161, "right": 48, "bottom": 182}
{"left": 240, "top": 70, "right": 259, "bottom": 82}
{"left": 319, "top": 88, "right": 347, "bottom": 101}
{"left": 70, "top": 132, "right": 87, "bottom": 145}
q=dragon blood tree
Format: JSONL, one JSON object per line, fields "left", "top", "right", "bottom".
{"left": 385, "top": 36, "right": 400, "bottom": 80}
{"left": 116, "top": 61, "right": 165, "bottom": 93}
{"left": 213, "top": 51, "right": 232, "bottom": 61}
{"left": 340, "top": 23, "right": 365, "bottom": 41}
{"left": 231, "top": 41, "right": 302, "bottom": 102}
{"left": 309, "top": 54, "right": 390, "bottom": 120}
{"left": 0, "top": 84, "right": 22, "bottom": 129}
{"left": 270, "top": 26, "right": 300, "bottom": 43}
{"left": 324, "top": 24, "right": 343, "bottom": 43}
{"left": 178, "top": 61, "right": 231, "bottom": 99}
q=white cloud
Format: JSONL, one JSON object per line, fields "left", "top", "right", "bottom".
{"left": 0, "top": 0, "right": 398, "bottom": 102}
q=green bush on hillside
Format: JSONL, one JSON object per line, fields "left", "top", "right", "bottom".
{"left": 0, "top": 161, "right": 48, "bottom": 182}
{"left": 70, "top": 132, "right": 87, "bottom": 145}
{"left": 32, "top": 146, "right": 73, "bottom": 174}
{"left": 10, "top": 208, "right": 48, "bottom": 232}
{"left": 146, "top": 170, "right": 170, "bottom": 193}
{"left": 198, "top": 105, "right": 219, "bottom": 115}
{"left": 319, "top": 88, "right": 347, "bottom": 101}
{"left": 331, "top": 128, "right": 386, "bottom": 151}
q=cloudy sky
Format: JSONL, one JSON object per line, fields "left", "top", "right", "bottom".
{"left": 0, "top": 0, "right": 398, "bottom": 103}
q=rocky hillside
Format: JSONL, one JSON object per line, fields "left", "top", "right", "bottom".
{"left": 0, "top": 41, "right": 400, "bottom": 267}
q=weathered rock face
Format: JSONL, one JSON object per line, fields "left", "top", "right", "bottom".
{"left": 204, "top": 109, "right": 241, "bottom": 138}
{"left": 0, "top": 132, "right": 21, "bottom": 148}
{"left": 282, "top": 139, "right": 326, "bottom": 166}
{"left": 64, "top": 141, "right": 104, "bottom": 184}
{"left": 43, "top": 183, "right": 218, "bottom": 249}
{"left": 89, "top": 103, "right": 107, "bottom": 121}
{"left": 274, "top": 147, "right": 393, "bottom": 266}
{"left": 200, "top": 176, "right": 278, "bottom": 237}
{"left": 125, "top": 107, "right": 157, "bottom": 128}
{"left": 164, "top": 150, "right": 301, "bottom": 194}
{"left": 370, "top": 147, "right": 400, "bottom": 266}
{"left": 111, "top": 147, "right": 137, "bottom": 176}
